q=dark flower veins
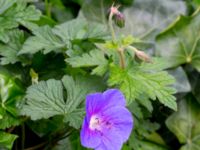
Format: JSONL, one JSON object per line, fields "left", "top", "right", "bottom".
{"left": 81, "top": 89, "right": 134, "bottom": 150}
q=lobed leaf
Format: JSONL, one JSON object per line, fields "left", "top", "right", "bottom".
{"left": 66, "top": 49, "right": 108, "bottom": 76}
{"left": 21, "top": 75, "right": 105, "bottom": 129}
{"left": 156, "top": 9, "right": 200, "bottom": 72}
{"left": 108, "top": 62, "right": 177, "bottom": 110}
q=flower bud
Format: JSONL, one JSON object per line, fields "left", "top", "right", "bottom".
{"left": 135, "top": 50, "right": 152, "bottom": 63}
{"left": 114, "top": 12, "right": 125, "bottom": 28}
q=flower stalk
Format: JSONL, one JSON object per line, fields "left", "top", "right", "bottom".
{"left": 108, "top": 4, "right": 126, "bottom": 69}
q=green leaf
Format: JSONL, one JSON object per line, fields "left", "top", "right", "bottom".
{"left": 21, "top": 79, "right": 66, "bottom": 120}
{"left": 18, "top": 25, "right": 65, "bottom": 55}
{"left": 108, "top": 62, "right": 177, "bottom": 110}
{"left": 168, "top": 67, "right": 191, "bottom": 93}
{"left": 81, "top": 0, "right": 112, "bottom": 23}
{"left": 66, "top": 49, "right": 108, "bottom": 76}
{"left": 166, "top": 96, "right": 200, "bottom": 150}
{"left": 156, "top": 9, "right": 200, "bottom": 72}
{"left": 53, "top": 18, "right": 109, "bottom": 42}
{"left": 0, "top": 70, "right": 24, "bottom": 129}
{"left": 0, "top": 0, "right": 41, "bottom": 31}
{"left": 0, "top": 132, "right": 18, "bottom": 150}
{"left": 0, "top": 29, "right": 27, "bottom": 65}
{"left": 188, "top": 71, "right": 200, "bottom": 104}
{"left": 0, "top": 107, "right": 21, "bottom": 129}
{"left": 21, "top": 75, "right": 104, "bottom": 129}
{"left": 120, "top": 0, "right": 186, "bottom": 41}
{"left": 128, "top": 131, "right": 168, "bottom": 150}
{"left": 53, "top": 132, "right": 86, "bottom": 150}
{"left": 0, "top": 0, "right": 16, "bottom": 14}
{"left": 27, "top": 116, "right": 64, "bottom": 137}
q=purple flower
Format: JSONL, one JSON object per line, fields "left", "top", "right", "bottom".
{"left": 80, "top": 89, "right": 133, "bottom": 150}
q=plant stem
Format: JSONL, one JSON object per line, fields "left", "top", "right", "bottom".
{"left": 118, "top": 48, "right": 125, "bottom": 69}
{"left": 108, "top": 8, "right": 126, "bottom": 68}
{"left": 45, "top": 0, "right": 52, "bottom": 18}
{"left": 108, "top": 12, "right": 116, "bottom": 41}
{"left": 24, "top": 141, "right": 47, "bottom": 150}
{"left": 21, "top": 124, "right": 25, "bottom": 150}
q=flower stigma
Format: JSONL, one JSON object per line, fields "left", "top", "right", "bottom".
{"left": 89, "top": 115, "right": 101, "bottom": 131}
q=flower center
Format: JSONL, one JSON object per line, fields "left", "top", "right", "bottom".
{"left": 89, "top": 115, "right": 101, "bottom": 131}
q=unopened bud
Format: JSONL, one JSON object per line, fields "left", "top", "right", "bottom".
{"left": 135, "top": 50, "right": 152, "bottom": 63}
{"left": 114, "top": 12, "right": 125, "bottom": 28}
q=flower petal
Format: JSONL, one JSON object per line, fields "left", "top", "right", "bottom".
{"left": 80, "top": 117, "right": 101, "bottom": 148}
{"left": 102, "top": 106, "right": 133, "bottom": 142}
{"left": 86, "top": 93, "right": 104, "bottom": 121}
{"left": 102, "top": 89, "right": 126, "bottom": 109}
{"left": 86, "top": 89, "right": 126, "bottom": 118}
{"left": 96, "top": 127, "right": 123, "bottom": 150}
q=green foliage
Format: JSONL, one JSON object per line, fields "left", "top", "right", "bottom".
{"left": 108, "top": 61, "right": 177, "bottom": 110}
{"left": 21, "top": 75, "right": 104, "bottom": 129}
{"left": 0, "top": 0, "right": 196, "bottom": 149}
{"left": 66, "top": 49, "right": 108, "bottom": 76}
{"left": 0, "top": 69, "right": 24, "bottom": 129}
{"left": 118, "top": 0, "right": 187, "bottom": 40}
{"left": 0, "top": 29, "right": 26, "bottom": 65}
{"left": 18, "top": 25, "right": 65, "bottom": 55}
{"left": 0, "top": 132, "right": 18, "bottom": 150}
{"left": 0, "top": 0, "right": 41, "bottom": 31}
{"left": 166, "top": 96, "right": 200, "bottom": 150}
{"left": 156, "top": 9, "right": 200, "bottom": 72}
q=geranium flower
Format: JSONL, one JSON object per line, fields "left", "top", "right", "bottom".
{"left": 80, "top": 89, "right": 133, "bottom": 150}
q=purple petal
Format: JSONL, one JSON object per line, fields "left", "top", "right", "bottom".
{"left": 86, "top": 89, "right": 126, "bottom": 117}
{"left": 80, "top": 117, "right": 101, "bottom": 148}
{"left": 101, "top": 106, "right": 133, "bottom": 142}
{"left": 102, "top": 89, "right": 126, "bottom": 109}
{"left": 86, "top": 93, "right": 104, "bottom": 121}
{"left": 96, "top": 127, "right": 123, "bottom": 150}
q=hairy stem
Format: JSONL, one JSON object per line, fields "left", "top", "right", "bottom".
{"left": 108, "top": 12, "right": 116, "bottom": 41}
{"left": 108, "top": 8, "right": 126, "bottom": 68}
{"left": 118, "top": 48, "right": 125, "bottom": 69}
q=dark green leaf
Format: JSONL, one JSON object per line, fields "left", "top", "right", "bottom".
{"left": 168, "top": 67, "right": 191, "bottom": 93}
{"left": 156, "top": 9, "right": 200, "bottom": 72}
{"left": 120, "top": 0, "right": 186, "bottom": 41}
{"left": 166, "top": 96, "right": 200, "bottom": 150}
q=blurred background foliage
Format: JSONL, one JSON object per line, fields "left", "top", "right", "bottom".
{"left": 0, "top": 0, "right": 200, "bottom": 150}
